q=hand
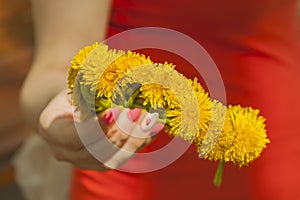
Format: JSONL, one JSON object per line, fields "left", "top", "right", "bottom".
{"left": 39, "top": 89, "right": 164, "bottom": 170}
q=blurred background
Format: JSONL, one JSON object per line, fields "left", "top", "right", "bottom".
{"left": 0, "top": 0, "right": 32, "bottom": 199}
{"left": 0, "top": 0, "right": 299, "bottom": 200}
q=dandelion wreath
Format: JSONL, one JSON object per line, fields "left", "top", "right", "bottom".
{"left": 68, "top": 43, "right": 270, "bottom": 186}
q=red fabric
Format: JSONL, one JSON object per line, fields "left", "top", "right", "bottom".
{"left": 71, "top": 0, "right": 300, "bottom": 199}
{"left": 71, "top": 169, "right": 153, "bottom": 200}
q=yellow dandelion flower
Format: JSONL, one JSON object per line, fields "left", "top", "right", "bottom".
{"left": 123, "top": 62, "right": 176, "bottom": 86}
{"left": 226, "top": 105, "right": 269, "bottom": 166}
{"left": 188, "top": 78, "right": 214, "bottom": 144}
{"left": 165, "top": 107, "right": 199, "bottom": 141}
{"left": 79, "top": 45, "right": 124, "bottom": 92}
{"left": 202, "top": 105, "right": 269, "bottom": 167}
{"left": 68, "top": 42, "right": 99, "bottom": 90}
{"left": 196, "top": 100, "right": 227, "bottom": 156}
{"left": 161, "top": 88, "right": 180, "bottom": 109}
{"left": 69, "top": 43, "right": 124, "bottom": 116}
{"left": 165, "top": 109, "right": 181, "bottom": 136}
{"left": 118, "top": 62, "right": 199, "bottom": 140}
{"left": 140, "top": 84, "right": 164, "bottom": 108}
{"left": 97, "top": 51, "right": 153, "bottom": 99}
{"left": 139, "top": 83, "right": 178, "bottom": 109}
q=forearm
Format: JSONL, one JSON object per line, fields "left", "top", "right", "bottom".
{"left": 21, "top": 0, "right": 112, "bottom": 130}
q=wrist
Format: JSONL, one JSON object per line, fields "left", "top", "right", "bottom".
{"left": 20, "top": 66, "right": 68, "bottom": 130}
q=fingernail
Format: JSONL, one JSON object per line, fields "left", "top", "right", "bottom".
{"left": 103, "top": 108, "right": 121, "bottom": 125}
{"left": 141, "top": 113, "right": 159, "bottom": 131}
{"left": 151, "top": 123, "right": 164, "bottom": 135}
{"left": 128, "top": 108, "right": 142, "bottom": 122}
{"left": 112, "top": 108, "right": 121, "bottom": 119}
{"left": 103, "top": 111, "right": 112, "bottom": 124}
{"left": 108, "top": 115, "right": 115, "bottom": 124}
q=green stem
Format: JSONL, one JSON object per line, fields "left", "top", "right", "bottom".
{"left": 213, "top": 160, "right": 225, "bottom": 187}
{"left": 95, "top": 98, "right": 111, "bottom": 113}
{"left": 157, "top": 118, "right": 170, "bottom": 124}
{"left": 131, "top": 103, "right": 148, "bottom": 110}
{"left": 131, "top": 103, "right": 170, "bottom": 125}
{"left": 128, "top": 88, "right": 141, "bottom": 109}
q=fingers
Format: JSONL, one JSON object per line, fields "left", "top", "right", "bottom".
{"left": 39, "top": 89, "right": 73, "bottom": 130}
{"left": 104, "top": 111, "right": 164, "bottom": 169}
{"left": 39, "top": 89, "right": 83, "bottom": 150}
{"left": 132, "top": 112, "right": 159, "bottom": 138}
{"left": 47, "top": 143, "right": 109, "bottom": 171}
{"left": 114, "top": 108, "right": 138, "bottom": 135}
{"left": 104, "top": 135, "right": 147, "bottom": 169}
{"left": 104, "top": 108, "right": 149, "bottom": 147}
{"left": 40, "top": 90, "right": 165, "bottom": 171}
{"left": 102, "top": 107, "right": 121, "bottom": 125}
{"left": 128, "top": 108, "right": 142, "bottom": 122}
{"left": 151, "top": 123, "right": 165, "bottom": 137}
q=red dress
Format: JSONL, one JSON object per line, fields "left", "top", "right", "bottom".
{"left": 71, "top": 0, "right": 300, "bottom": 199}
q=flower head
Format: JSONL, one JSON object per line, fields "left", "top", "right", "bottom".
{"left": 188, "top": 78, "right": 214, "bottom": 144}
{"left": 97, "top": 51, "right": 153, "bottom": 99}
{"left": 68, "top": 42, "right": 99, "bottom": 90}
{"left": 69, "top": 43, "right": 124, "bottom": 116}
{"left": 200, "top": 105, "right": 270, "bottom": 167}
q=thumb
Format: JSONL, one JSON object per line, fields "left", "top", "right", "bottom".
{"left": 39, "top": 88, "right": 74, "bottom": 130}
{"left": 39, "top": 89, "right": 82, "bottom": 149}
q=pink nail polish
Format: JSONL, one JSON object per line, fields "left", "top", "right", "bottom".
{"left": 151, "top": 123, "right": 164, "bottom": 134}
{"left": 141, "top": 113, "right": 159, "bottom": 131}
{"left": 103, "top": 111, "right": 112, "bottom": 124}
{"left": 128, "top": 108, "right": 142, "bottom": 122}
{"left": 108, "top": 115, "right": 115, "bottom": 124}
{"left": 105, "top": 111, "right": 112, "bottom": 120}
{"left": 111, "top": 107, "right": 121, "bottom": 119}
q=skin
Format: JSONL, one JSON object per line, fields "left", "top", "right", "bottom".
{"left": 21, "top": 0, "right": 112, "bottom": 129}
{"left": 38, "top": 89, "right": 160, "bottom": 170}
{"left": 20, "top": 0, "right": 162, "bottom": 170}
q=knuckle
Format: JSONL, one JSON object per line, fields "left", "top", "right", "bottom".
{"left": 52, "top": 151, "right": 67, "bottom": 161}
{"left": 50, "top": 147, "right": 69, "bottom": 162}
{"left": 105, "top": 159, "right": 122, "bottom": 170}
{"left": 128, "top": 140, "right": 143, "bottom": 151}
{"left": 65, "top": 143, "right": 82, "bottom": 151}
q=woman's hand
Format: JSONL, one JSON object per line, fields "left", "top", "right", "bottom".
{"left": 39, "top": 89, "right": 164, "bottom": 170}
